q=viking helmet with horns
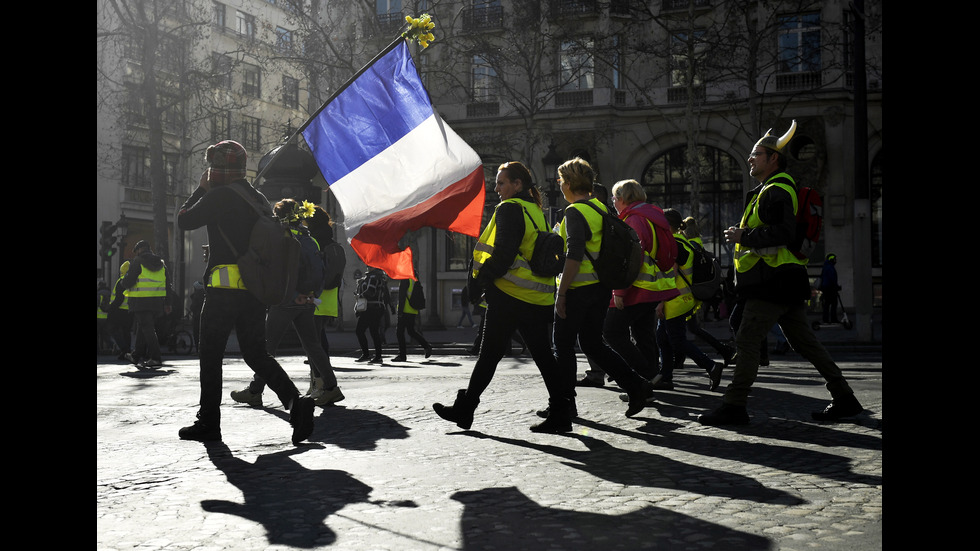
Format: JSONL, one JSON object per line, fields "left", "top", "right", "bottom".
{"left": 755, "top": 119, "right": 797, "bottom": 153}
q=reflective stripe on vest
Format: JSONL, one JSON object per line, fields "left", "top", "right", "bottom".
{"left": 664, "top": 233, "right": 696, "bottom": 319}
{"left": 472, "top": 198, "right": 557, "bottom": 305}
{"left": 734, "top": 173, "right": 807, "bottom": 273}
{"left": 627, "top": 217, "right": 677, "bottom": 292}
{"left": 111, "top": 278, "right": 129, "bottom": 310}
{"left": 207, "top": 264, "right": 247, "bottom": 290}
{"left": 128, "top": 265, "right": 167, "bottom": 297}
{"left": 558, "top": 198, "right": 604, "bottom": 289}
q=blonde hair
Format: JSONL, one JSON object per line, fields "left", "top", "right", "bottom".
{"left": 611, "top": 179, "right": 647, "bottom": 204}
{"left": 557, "top": 157, "right": 594, "bottom": 195}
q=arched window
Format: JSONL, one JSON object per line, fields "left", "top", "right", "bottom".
{"left": 641, "top": 145, "right": 743, "bottom": 265}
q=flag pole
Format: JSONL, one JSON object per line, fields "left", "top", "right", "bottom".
{"left": 254, "top": 34, "right": 408, "bottom": 184}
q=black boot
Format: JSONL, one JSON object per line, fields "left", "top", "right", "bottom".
{"left": 530, "top": 398, "right": 573, "bottom": 433}
{"left": 811, "top": 393, "right": 863, "bottom": 422}
{"left": 433, "top": 389, "right": 479, "bottom": 429}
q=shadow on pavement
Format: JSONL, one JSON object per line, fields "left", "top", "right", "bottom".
{"left": 202, "top": 442, "right": 373, "bottom": 548}
{"left": 469, "top": 432, "right": 802, "bottom": 505}
{"left": 452, "top": 486, "right": 775, "bottom": 551}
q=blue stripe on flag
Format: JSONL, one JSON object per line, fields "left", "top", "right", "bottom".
{"left": 301, "top": 42, "right": 432, "bottom": 185}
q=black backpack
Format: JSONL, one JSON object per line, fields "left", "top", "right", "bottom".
{"left": 357, "top": 271, "right": 384, "bottom": 301}
{"left": 218, "top": 184, "right": 300, "bottom": 307}
{"left": 522, "top": 206, "right": 565, "bottom": 278}
{"left": 292, "top": 227, "right": 325, "bottom": 299}
{"left": 677, "top": 236, "right": 722, "bottom": 301}
{"left": 581, "top": 201, "right": 644, "bottom": 290}
{"left": 321, "top": 241, "right": 347, "bottom": 290}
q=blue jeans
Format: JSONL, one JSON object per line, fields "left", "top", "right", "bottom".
{"left": 724, "top": 299, "right": 853, "bottom": 407}
{"left": 196, "top": 288, "right": 299, "bottom": 427}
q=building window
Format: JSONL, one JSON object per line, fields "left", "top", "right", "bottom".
{"left": 472, "top": 55, "right": 497, "bottom": 102}
{"left": 212, "top": 53, "right": 233, "bottom": 89}
{"left": 870, "top": 150, "right": 882, "bottom": 268}
{"left": 283, "top": 76, "right": 299, "bottom": 108}
{"left": 641, "top": 145, "right": 743, "bottom": 265}
{"left": 242, "top": 63, "right": 261, "bottom": 97}
{"left": 275, "top": 27, "right": 293, "bottom": 52}
{"left": 213, "top": 2, "right": 225, "bottom": 28}
{"left": 559, "top": 38, "right": 594, "bottom": 91}
{"left": 242, "top": 116, "right": 262, "bottom": 152}
{"left": 778, "top": 13, "right": 821, "bottom": 74}
{"left": 236, "top": 10, "right": 255, "bottom": 38}
{"left": 121, "top": 146, "right": 180, "bottom": 191}
{"left": 211, "top": 111, "right": 232, "bottom": 142}
{"left": 670, "top": 30, "right": 705, "bottom": 88}
{"left": 446, "top": 232, "right": 476, "bottom": 271}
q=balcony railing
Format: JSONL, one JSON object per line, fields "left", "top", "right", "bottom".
{"left": 467, "top": 101, "right": 500, "bottom": 118}
{"left": 462, "top": 5, "right": 504, "bottom": 31}
{"left": 555, "top": 89, "right": 594, "bottom": 107}
{"left": 775, "top": 71, "right": 822, "bottom": 91}
{"left": 550, "top": 0, "right": 598, "bottom": 18}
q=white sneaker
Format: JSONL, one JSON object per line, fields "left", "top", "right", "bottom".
{"left": 314, "top": 386, "right": 345, "bottom": 407}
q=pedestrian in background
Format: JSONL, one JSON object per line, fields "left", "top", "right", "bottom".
{"left": 354, "top": 267, "right": 393, "bottom": 364}
{"left": 393, "top": 268, "right": 433, "bottom": 362}
{"left": 119, "top": 240, "right": 173, "bottom": 369}
{"left": 107, "top": 261, "right": 133, "bottom": 361}
{"left": 819, "top": 253, "right": 841, "bottom": 324}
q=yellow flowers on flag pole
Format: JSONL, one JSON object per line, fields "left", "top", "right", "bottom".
{"left": 403, "top": 14, "right": 435, "bottom": 49}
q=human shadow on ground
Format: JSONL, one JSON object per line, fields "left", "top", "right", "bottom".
{"left": 451, "top": 485, "right": 774, "bottom": 551}
{"left": 573, "top": 414, "right": 882, "bottom": 488}
{"left": 259, "top": 405, "right": 411, "bottom": 451}
{"left": 202, "top": 441, "right": 373, "bottom": 548}
{"left": 469, "top": 432, "right": 802, "bottom": 505}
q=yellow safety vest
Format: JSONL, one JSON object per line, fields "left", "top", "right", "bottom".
{"left": 315, "top": 287, "right": 338, "bottom": 317}
{"left": 110, "top": 277, "right": 129, "bottom": 310}
{"left": 734, "top": 173, "right": 808, "bottom": 274}
{"left": 472, "top": 198, "right": 557, "bottom": 306}
{"left": 207, "top": 264, "right": 247, "bottom": 290}
{"left": 627, "top": 216, "right": 677, "bottom": 293}
{"left": 403, "top": 280, "right": 419, "bottom": 315}
{"left": 558, "top": 198, "right": 604, "bottom": 289}
{"left": 664, "top": 233, "right": 696, "bottom": 319}
{"left": 127, "top": 264, "right": 167, "bottom": 297}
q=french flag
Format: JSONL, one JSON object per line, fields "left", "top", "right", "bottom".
{"left": 301, "top": 40, "right": 486, "bottom": 281}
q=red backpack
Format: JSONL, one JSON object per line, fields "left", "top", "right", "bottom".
{"left": 641, "top": 205, "right": 677, "bottom": 272}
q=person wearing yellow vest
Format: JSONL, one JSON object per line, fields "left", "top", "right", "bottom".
{"left": 118, "top": 240, "right": 172, "bottom": 369}
{"left": 230, "top": 199, "right": 345, "bottom": 409}
{"left": 392, "top": 268, "right": 433, "bottom": 362}
{"left": 698, "top": 121, "right": 862, "bottom": 426}
{"left": 107, "top": 261, "right": 134, "bottom": 361}
{"left": 654, "top": 209, "right": 725, "bottom": 391}
{"left": 175, "top": 139, "right": 315, "bottom": 444}
{"left": 591, "top": 179, "right": 679, "bottom": 386}
{"left": 433, "top": 161, "right": 569, "bottom": 433}
{"left": 552, "top": 158, "right": 655, "bottom": 425}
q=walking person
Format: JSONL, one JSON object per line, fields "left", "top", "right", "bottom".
{"left": 107, "top": 261, "right": 133, "bottom": 362}
{"left": 392, "top": 268, "right": 433, "bottom": 362}
{"left": 354, "top": 268, "right": 394, "bottom": 364}
{"left": 175, "top": 139, "right": 315, "bottom": 444}
{"left": 307, "top": 205, "right": 344, "bottom": 394}
{"left": 595, "top": 179, "right": 679, "bottom": 385}
{"left": 551, "top": 158, "right": 655, "bottom": 422}
{"left": 456, "top": 285, "right": 475, "bottom": 328}
{"left": 819, "top": 253, "right": 841, "bottom": 324}
{"left": 698, "top": 122, "right": 863, "bottom": 425}
{"left": 433, "top": 161, "right": 572, "bottom": 433}
{"left": 118, "top": 240, "right": 173, "bottom": 369}
{"left": 230, "top": 198, "right": 345, "bottom": 409}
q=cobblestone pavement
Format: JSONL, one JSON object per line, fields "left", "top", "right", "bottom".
{"left": 97, "top": 338, "right": 882, "bottom": 551}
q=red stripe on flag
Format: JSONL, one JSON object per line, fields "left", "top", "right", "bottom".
{"left": 350, "top": 167, "right": 486, "bottom": 280}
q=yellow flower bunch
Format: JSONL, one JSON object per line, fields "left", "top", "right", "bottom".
{"left": 403, "top": 13, "right": 435, "bottom": 49}
{"left": 279, "top": 199, "right": 317, "bottom": 223}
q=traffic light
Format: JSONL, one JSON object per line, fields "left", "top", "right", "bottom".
{"left": 100, "top": 221, "right": 117, "bottom": 261}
